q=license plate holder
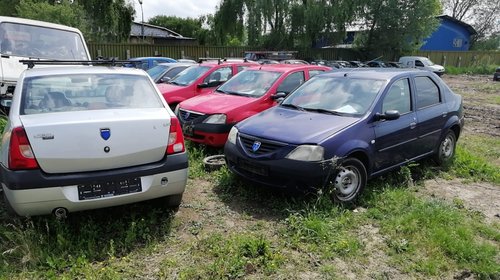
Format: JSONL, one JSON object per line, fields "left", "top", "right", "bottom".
{"left": 78, "top": 177, "right": 142, "bottom": 200}
{"left": 182, "top": 123, "right": 194, "bottom": 137}
{"left": 238, "top": 159, "right": 268, "bottom": 176}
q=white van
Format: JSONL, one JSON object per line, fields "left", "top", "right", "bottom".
{"left": 399, "top": 56, "right": 445, "bottom": 76}
{"left": 0, "top": 16, "right": 90, "bottom": 114}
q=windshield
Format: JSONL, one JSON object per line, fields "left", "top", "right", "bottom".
{"left": 217, "top": 70, "right": 282, "bottom": 97}
{"left": 21, "top": 74, "right": 163, "bottom": 115}
{"left": 168, "top": 65, "right": 210, "bottom": 86}
{"left": 421, "top": 58, "right": 434, "bottom": 66}
{"left": 147, "top": 65, "right": 170, "bottom": 80}
{"left": 282, "top": 76, "right": 385, "bottom": 115}
{"left": 0, "top": 22, "right": 88, "bottom": 60}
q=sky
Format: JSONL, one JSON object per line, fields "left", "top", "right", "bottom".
{"left": 133, "top": 0, "right": 220, "bottom": 22}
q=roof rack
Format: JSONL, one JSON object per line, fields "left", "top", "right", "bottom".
{"left": 19, "top": 59, "right": 134, "bottom": 69}
{"left": 198, "top": 57, "right": 222, "bottom": 64}
{"left": 222, "top": 57, "right": 249, "bottom": 63}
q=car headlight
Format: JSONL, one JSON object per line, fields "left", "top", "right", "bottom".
{"left": 286, "top": 145, "right": 324, "bottom": 161}
{"left": 227, "top": 126, "right": 238, "bottom": 144}
{"left": 203, "top": 114, "right": 227, "bottom": 124}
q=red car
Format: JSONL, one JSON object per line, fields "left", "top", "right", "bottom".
{"left": 176, "top": 64, "right": 331, "bottom": 147}
{"left": 157, "top": 60, "right": 259, "bottom": 108}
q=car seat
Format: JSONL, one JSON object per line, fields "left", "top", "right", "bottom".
{"left": 39, "top": 91, "right": 71, "bottom": 109}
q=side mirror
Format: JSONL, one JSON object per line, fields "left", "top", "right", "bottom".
{"left": 159, "top": 76, "right": 171, "bottom": 83}
{"left": 374, "top": 110, "right": 400, "bottom": 121}
{"left": 271, "top": 92, "right": 287, "bottom": 100}
{"left": 198, "top": 81, "right": 222, "bottom": 88}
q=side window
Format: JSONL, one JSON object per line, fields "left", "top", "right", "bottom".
{"left": 415, "top": 60, "right": 425, "bottom": 67}
{"left": 415, "top": 76, "right": 440, "bottom": 109}
{"left": 204, "top": 67, "right": 232, "bottom": 83}
{"left": 382, "top": 78, "right": 412, "bottom": 114}
{"left": 164, "top": 67, "right": 186, "bottom": 79}
{"left": 277, "top": 71, "right": 305, "bottom": 94}
{"left": 309, "top": 70, "right": 325, "bottom": 78}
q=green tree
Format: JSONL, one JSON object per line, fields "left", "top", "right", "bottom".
{"left": 15, "top": 0, "right": 88, "bottom": 33}
{"left": 354, "top": 0, "right": 441, "bottom": 55}
{"left": 148, "top": 15, "right": 202, "bottom": 38}
{"left": 74, "top": 0, "right": 134, "bottom": 43}
{"left": 0, "top": 0, "right": 21, "bottom": 16}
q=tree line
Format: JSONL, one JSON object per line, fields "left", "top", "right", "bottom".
{"left": 0, "top": 0, "right": 497, "bottom": 51}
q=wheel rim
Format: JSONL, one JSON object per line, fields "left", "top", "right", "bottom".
{"left": 334, "top": 165, "right": 361, "bottom": 200}
{"left": 440, "top": 134, "right": 455, "bottom": 160}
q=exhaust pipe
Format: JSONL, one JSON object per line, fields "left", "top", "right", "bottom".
{"left": 53, "top": 207, "right": 68, "bottom": 219}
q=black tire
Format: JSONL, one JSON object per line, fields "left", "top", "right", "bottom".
{"left": 203, "top": 155, "right": 226, "bottom": 172}
{"left": 164, "top": 194, "right": 183, "bottom": 209}
{"left": 434, "top": 130, "right": 457, "bottom": 166}
{"left": 328, "top": 157, "right": 367, "bottom": 205}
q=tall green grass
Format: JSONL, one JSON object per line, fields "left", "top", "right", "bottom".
{"left": 445, "top": 65, "right": 498, "bottom": 75}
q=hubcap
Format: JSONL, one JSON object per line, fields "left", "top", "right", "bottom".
{"left": 441, "top": 135, "right": 454, "bottom": 159}
{"left": 334, "top": 166, "right": 360, "bottom": 198}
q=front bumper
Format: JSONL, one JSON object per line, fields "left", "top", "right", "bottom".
{"left": 1, "top": 153, "right": 188, "bottom": 216}
{"left": 224, "top": 141, "right": 332, "bottom": 191}
{"left": 182, "top": 121, "right": 234, "bottom": 147}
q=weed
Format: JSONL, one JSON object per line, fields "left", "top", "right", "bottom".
{"left": 452, "top": 146, "right": 500, "bottom": 184}
{"left": 446, "top": 65, "right": 498, "bottom": 75}
{"left": 365, "top": 188, "right": 500, "bottom": 278}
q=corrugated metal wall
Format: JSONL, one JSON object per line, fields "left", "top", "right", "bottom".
{"left": 88, "top": 43, "right": 500, "bottom": 67}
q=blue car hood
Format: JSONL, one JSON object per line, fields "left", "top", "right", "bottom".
{"left": 237, "top": 106, "right": 360, "bottom": 144}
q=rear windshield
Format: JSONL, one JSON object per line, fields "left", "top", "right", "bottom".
{"left": 0, "top": 22, "right": 88, "bottom": 60}
{"left": 21, "top": 73, "right": 164, "bottom": 115}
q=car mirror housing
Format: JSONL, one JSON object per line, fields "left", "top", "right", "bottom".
{"left": 271, "top": 92, "right": 287, "bottom": 100}
{"left": 160, "top": 77, "right": 171, "bottom": 83}
{"left": 375, "top": 110, "right": 400, "bottom": 121}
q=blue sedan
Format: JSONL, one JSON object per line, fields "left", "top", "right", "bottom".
{"left": 224, "top": 69, "right": 464, "bottom": 204}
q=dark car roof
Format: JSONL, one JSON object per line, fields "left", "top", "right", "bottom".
{"left": 320, "top": 68, "right": 428, "bottom": 80}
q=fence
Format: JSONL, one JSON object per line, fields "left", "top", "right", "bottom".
{"left": 88, "top": 43, "right": 500, "bottom": 67}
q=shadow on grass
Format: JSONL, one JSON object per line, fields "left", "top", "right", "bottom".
{"left": 0, "top": 196, "right": 176, "bottom": 275}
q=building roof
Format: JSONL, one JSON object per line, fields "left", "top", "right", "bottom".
{"left": 437, "top": 15, "right": 477, "bottom": 35}
{"left": 130, "top": 22, "right": 195, "bottom": 40}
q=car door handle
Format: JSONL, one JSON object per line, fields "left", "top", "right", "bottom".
{"left": 410, "top": 122, "right": 417, "bottom": 129}
{"left": 442, "top": 112, "right": 447, "bottom": 118}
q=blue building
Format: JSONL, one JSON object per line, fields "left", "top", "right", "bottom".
{"left": 420, "top": 15, "right": 476, "bottom": 51}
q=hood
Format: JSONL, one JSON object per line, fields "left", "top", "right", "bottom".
{"left": 180, "top": 92, "right": 256, "bottom": 114}
{"left": 429, "top": 64, "right": 445, "bottom": 72}
{"left": 157, "top": 83, "right": 187, "bottom": 94}
{"left": 237, "top": 106, "right": 359, "bottom": 144}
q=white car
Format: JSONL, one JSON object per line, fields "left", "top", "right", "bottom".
{"left": 0, "top": 65, "right": 188, "bottom": 217}
{"left": 398, "top": 56, "right": 445, "bottom": 76}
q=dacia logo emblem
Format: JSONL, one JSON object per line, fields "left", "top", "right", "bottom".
{"left": 100, "top": 128, "right": 111, "bottom": 140}
{"left": 252, "top": 141, "right": 261, "bottom": 152}
{"left": 184, "top": 111, "right": 190, "bottom": 120}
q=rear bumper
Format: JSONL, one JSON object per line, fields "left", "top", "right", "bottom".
{"left": 1, "top": 152, "right": 188, "bottom": 190}
{"left": 224, "top": 142, "right": 331, "bottom": 191}
{"left": 1, "top": 153, "right": 189, "bottom": 216}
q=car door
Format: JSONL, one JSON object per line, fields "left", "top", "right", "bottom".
{"left": 196, "top": 66, "right": 232, "bottom": 95}
{"left": 413, "top": 74, "right": 448, "bottom": 155}
{"left": 373, "top": 77, "right": 418, "bottom": 171}
{"left": 276, "top": 71, "right": 305, "bottom": 95}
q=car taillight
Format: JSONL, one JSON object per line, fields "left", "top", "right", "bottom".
{"left": 8, "top": 127, "right": 39, "bottom": 170}
{"left": 167, "top": 117, "right": 185, "bottom": 154}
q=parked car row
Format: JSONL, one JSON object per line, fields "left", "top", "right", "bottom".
{"left": 1, "top": 51, "right": 463, "bottom": 217}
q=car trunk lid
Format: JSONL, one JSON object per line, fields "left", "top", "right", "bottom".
{"left": 20, "top": 108, "right": 171, "bottom": 174}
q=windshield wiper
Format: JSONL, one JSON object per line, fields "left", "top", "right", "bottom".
{"left": 303, "top": 108, "right": 342, "bottom": 115}
{"left": 168, "top": 81, "right": 183, "bottom": 86}
{"left": 281, "top": 103, "right": 305, "bottom": 111}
